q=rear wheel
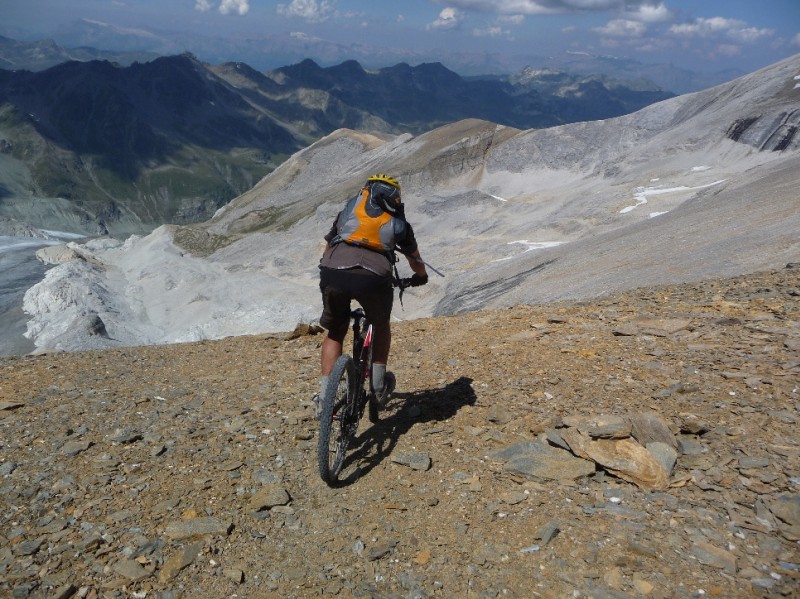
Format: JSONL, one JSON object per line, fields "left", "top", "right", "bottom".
{"left": 318, "top": 355, "right": 355, "bottom": 485}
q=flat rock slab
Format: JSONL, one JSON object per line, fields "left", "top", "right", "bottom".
{"left": 164, "top": 517, "right": 233, "bottom": 540}
{"left": 247, "top": 486, "right": 291, "bottom": 511}
{"left": 770, "top": 494, "right": 800, "bottom": 540}
{"left": 391, "top": 451, "right": 432, "bottom": 471}
{"left": 563, "top": 414, "right": 631, "bottom": 439}
{"left": 113, "top": 559, "right": 152, "bottom": 581}
{"left": 630, "top": 412, "right": 678, "bottom": 448}
{"left": 60, "top": 439, "right": 93, "bottom": 457}
{"left": 159, "top": 542, "right": 203, "bottom": 583}
{"left": 491, "top": 440, "right": 595, "bottom": 481}
{"left": 560, "top": 429, "right": 669, "bottom": 490}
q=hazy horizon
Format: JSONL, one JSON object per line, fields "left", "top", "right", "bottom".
{"left": 2, "top": 1, "right": 798, "bottom": 76}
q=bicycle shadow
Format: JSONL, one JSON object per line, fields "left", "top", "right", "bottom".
{"left": 334, "top": 376, "right": 477, "bottom": 486}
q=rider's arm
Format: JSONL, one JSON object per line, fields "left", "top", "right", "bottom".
{"left": 405, "top": 250, "right": 428, "bottom": 279}
{"left": 396, "top": 222, "right": 428, "bottom": 283}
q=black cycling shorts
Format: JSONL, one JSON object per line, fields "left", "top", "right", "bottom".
{"left": 319, "top": 267, "right": 393, "bottom": 331}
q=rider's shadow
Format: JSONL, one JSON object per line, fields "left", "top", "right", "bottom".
{"left": 336, "top": 376, "right": 477, "bottom": 486}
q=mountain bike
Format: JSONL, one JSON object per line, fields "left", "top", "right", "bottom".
{"left": 317, "top": 278, "right": 419, "bottom": 486}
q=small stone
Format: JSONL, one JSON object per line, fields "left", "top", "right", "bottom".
{"left": 580, "top": 415, "right": 631, "bottom": 439}
{"left": 487, "top": 405, "right": 513, "bottom": 424}
{"left": 61, "top": 440, "right": 93, "bottom": 457}
{"left": 680, "top": 415, "right": 710, "bottom": 435}
{"left": 414, "top": 548, "right": 432, "bottom": 565}
{"left": 159, "top": 543, "right": 202, "bottom": 583}
{"left": 247, "top": 486, "right": 291, "bottom": 511}
{"left": 253, "top": 469, "right": 283, "bottom": 485}
{"left": 368, "top": 540, "right": 397, "bottom": 561}
{"left": 690, "top": 541, "right": 737, "bottom": 574}
{"left": 633, "top": 576, "right": 654, "bottom": 595}
{"left": 0, "top": 461, "right": 16, "bottom": 476}
{"left": 630, "top": 412, "right": 678, "bottom": 448}
{"left": 769, "top": 494, "right": 800, "bottom": 540}
{"left": 113, "top": 558, "right": 151, "bottom": 581}
{"left": 533, "top": 521, "right": 560, "bottom": 545}
{"left": 163, "top": 518, "right": 234, "bottom": 540}
{"left": 52, "top": 583, "right": 77, "bottom": 599}
{"left": 603, "top": 567, "right": 624, "bottom": 590}
{"left": 13, "top": 539, "right": 42, "bottom": 556}
{"left": 738, "top": 457, "right": 770, "bottom": 469}
{"left": 647, "top": 442, "right": 678, "bottom": 476}
{"left": 223, "top": 568, "right": 244, "bottom": 583}
{"left": 501, "top": 490, "right": 528, "bottom": 505}
{"left": 110, "top": 429, "right": 143, "bottom": 444}
{"left": 391, "top": 451, "right": 431, "bottom": 471}
{"left": 677, "top": 436, "right": 705, "bottom": 456}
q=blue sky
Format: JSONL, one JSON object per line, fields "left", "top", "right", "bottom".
{"left": 3, "top": 1, "right": 799, "bottom": 73}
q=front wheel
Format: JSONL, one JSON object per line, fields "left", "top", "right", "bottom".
{"left": 318, "top": 355, "right": 356, "bottom": 485}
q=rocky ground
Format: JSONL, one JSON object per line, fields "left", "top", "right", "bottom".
{"left": 1, "top": 265, "right": 799, "bottom": 599}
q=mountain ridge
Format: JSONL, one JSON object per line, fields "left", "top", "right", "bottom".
{"left": 18, "top": 54, "right": 800, "bottom": 354}
{"left": 0, "top": 53, "right": 675, "bottom": 236}
{"left": 1, "top": 24, "right": 742, "bottom": 92}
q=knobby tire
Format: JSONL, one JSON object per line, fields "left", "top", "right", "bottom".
{"left": 318, "top": 355, "right": 356, "bottom": 485}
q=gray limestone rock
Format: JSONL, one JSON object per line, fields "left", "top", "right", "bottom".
{"left": 492, "top": 440, "right": 596, "bottom": 482}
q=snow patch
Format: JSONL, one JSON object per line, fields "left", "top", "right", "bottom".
{"left": 620, "top": 180, "right": 726, "bottom": 214}
{"left": 691, "top": 166, "right": 711, "bottom": 172}
{"left": 493, "top": 240, "right": 564, "bottom": 262}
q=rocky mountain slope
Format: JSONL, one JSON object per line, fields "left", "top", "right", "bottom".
{"left": 19, "top": 54, "right": 796, "bottom": 354}
{"left": 259, "top": 58, "right": 673, "bottom": 132}
{"left": 0, "top": 54, "right": 301, "bottom": 236}
{"left": 0, "top": 52, "right": 671, "bottom": 237}
{"left": 0, "top": 35, "right": 157, "bottom": 72}
{"left": 1, "top": 266, "right": 798, "bottom": 597}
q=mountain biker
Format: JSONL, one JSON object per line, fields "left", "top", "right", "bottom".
{"left": 316, "top": 174, "right": 428, "bottom": 415}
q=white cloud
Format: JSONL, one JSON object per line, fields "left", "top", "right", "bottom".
{"left": 669, "top": 17, "right": 774, "bottom": 44}
{"left": 670, "top": 17, "right": 744, "bottom": 37}
{"left": 622, "top": 2, "right": 671, "bottom": 23}
{"left": 792, "top": 33, "right": 800, "bottom": 48}
{"left": 594, "top": 19, "right": 646, "bottom": 38}
{"left": 728, "top": 27, "right": 774, "bottom": 44}
{"left": 277, "top": 0, "right": 334, "bottom": 23}
{"left": 427, "top": 8, "right": 465, "bottom": 31}
{"left": 219, "top": 0, "right": 250, "bottom": 15}
{"left": 434, "top": 1, "right": 666, "bottom": 17}
{"left": 473, "top": 25, "right": 509, "bottom": 38}
{"left": 498, "top": 14, "right": 525, "bottom": 25}
{"left": 195, "top": 0, "right": 249, "bottom": 15}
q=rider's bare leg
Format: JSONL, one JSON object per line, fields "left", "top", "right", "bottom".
{"left": 321, "top": 324, "right": 348, "bottom": 377}
{"left": 372, "top": 320, "right": 391, "bottom": 365}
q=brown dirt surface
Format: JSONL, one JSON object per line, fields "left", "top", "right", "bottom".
{"left": 1, "top": 266, "right": 799, "bottom": 598}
